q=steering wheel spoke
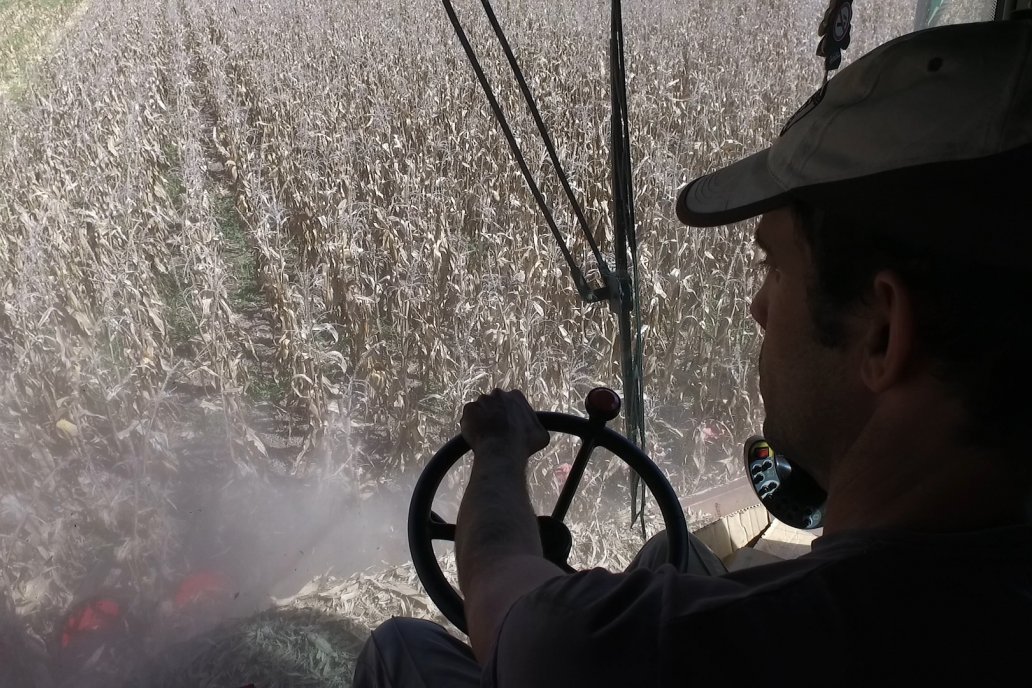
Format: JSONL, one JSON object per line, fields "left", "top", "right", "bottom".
{"left": 550, "top": 435, "right": 598, "bottom": 521}
{"left": 428, "top": 511, "right": 456, "bottom": 541}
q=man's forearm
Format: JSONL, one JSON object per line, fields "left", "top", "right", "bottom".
{"left": 455, "top": 446, "right": 564, "bottom": 661}
{"left": 456, "top": 455, "right": 541, "bottom": 565}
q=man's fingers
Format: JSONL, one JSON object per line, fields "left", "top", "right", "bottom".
{"left": 460, "top": 389, "right": 546, "bottom": 453}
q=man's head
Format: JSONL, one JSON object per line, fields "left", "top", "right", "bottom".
{"left": 677, "top": 18, "right": 1032, "bottom": 485}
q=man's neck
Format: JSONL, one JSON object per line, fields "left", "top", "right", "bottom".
{"left": 822, "top": 390, "right": 1025, "bottom": 535}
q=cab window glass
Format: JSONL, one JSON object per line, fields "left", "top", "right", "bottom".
{"left": 914, "top": 0, "right": 998, "bottom": 29}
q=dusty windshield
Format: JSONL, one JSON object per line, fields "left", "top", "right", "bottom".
{"left": 0, "top": 0, "right": 938, "bottom": 686}
{"left": 915, "top": 0, "right": 998, "bottom": 28}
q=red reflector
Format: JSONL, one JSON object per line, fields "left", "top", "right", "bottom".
{"left": 60, "top": 597, "right": 122, "bottom": 648}
{"left": 175, "top": 570, "right": 231, "bottom": 608}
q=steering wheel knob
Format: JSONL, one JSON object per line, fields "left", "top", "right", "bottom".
{"left": 585, "top": 387, "right": 621, "bottom": 422}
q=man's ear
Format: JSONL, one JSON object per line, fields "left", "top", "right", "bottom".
{"left": 860, "top": 271, "right": 916, "bottom": 392}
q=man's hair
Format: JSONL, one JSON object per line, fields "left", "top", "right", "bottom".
{"left": 792, "top": 201, "right": 1030, "bottom": 448}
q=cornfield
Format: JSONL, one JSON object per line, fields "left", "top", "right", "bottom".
{"left": 0, "top": 0, "right": 911, "bottom": 684}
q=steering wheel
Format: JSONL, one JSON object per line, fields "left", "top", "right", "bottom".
{"left": 408, "top": 387, "right": 689, "bottom": 634}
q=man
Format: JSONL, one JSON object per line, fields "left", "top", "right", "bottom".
{"left": 355, "top": 16, "right": 1032, "bottom": 687}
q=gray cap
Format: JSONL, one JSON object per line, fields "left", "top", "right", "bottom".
{"left": 676, "top": 19, "right": 1032, "bottom": 239}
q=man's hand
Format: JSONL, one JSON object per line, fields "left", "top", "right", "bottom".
{"left": 460, "top": 388, "right": 550, "bottom": 460}
{"left": 455, "top": 388, "right": 564, "bottom": 663}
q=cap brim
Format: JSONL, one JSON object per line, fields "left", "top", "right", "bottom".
{"left": 676, "top": 147, "right": 791, "bottom": 226}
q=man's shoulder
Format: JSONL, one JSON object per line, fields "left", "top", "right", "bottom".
{"left": 486, "top": 527, "right": 1032, "bottom": 687}
{"left": 669, "top": 523, "right": 1032, "bottom": 634}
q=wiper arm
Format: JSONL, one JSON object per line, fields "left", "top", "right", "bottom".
{"left": 442, "top": 0, "right": 614, "bottom": 304}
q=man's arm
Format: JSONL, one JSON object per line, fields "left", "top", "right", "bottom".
{"left": 455, "top": 389, "right": 566, "bottom": 663}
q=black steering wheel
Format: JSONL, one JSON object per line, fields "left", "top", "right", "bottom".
{"left": 407, "top": 387, "right": 689, "bottom": 634}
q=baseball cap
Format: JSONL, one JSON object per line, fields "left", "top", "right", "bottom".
{"left": 676, "top": 17, "right": 1032, "bottom": 255}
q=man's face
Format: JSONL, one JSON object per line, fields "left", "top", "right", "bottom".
{"left": 749, "top": 208, "right": 868, "bottom": 487}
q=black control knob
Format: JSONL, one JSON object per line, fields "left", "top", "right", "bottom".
{"left": 585, "top": 387, "right": 621, "bottom": 423}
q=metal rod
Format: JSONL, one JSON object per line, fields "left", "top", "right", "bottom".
{"left": 441, "top": 0, "right": 605, "bottom": 302}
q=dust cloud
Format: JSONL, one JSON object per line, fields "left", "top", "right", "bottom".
{"left": 1, "top": 452, "right": 417, "bottom": 688}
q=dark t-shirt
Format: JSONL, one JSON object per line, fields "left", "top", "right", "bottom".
{"left": 483, "top": 526, "right": 1032, "bottom": 687}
